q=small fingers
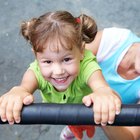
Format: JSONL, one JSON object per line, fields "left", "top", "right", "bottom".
{"left": 0, "top": 97, "right": 8, "bottom": 122}
{"left": 13, "top": 98, "right": 23, "bottom": 124}
{"left": 93, "top": 97, "right": 119, "bottom": 126}
{"left": 23, "top": 95, "right": 34, "bottom": 105}
{"left": 108, "top": 101, "right": 116, "bottom": 124}
{"left": 100, "top": 102, "right": 109, "bottom": 126}
{"left": 6, "top": 101, "right": 14, "bottom": 125}
{"left": 82, "top": 94, "right": 93, "bottom": 107}
{"left": 106, "top": 96, "right": 121, "bottom": 125}
{"left": 93, "top": 98, "right": 101, "bottom": 125}
{"left": 0, "top": 95, "right": 24, "bottom": 125}
{"left": 115, "top": 98, "right": 121, "bottom": 115}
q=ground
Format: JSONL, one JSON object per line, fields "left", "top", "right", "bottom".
{"left": 0, "top": 0, "right": 140, "bottom": 140}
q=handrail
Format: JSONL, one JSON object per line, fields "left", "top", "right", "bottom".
{"left": 0, "top": 103, "right": 139, "bottom": 126}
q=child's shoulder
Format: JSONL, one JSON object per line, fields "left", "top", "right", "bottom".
{"left": 84, "top": 49, "right": 96, "bottom": 58}
{"left": 79, "top": 49, "right": 100, "bottom": 84}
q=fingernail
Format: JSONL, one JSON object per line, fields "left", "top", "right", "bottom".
{"left": 2, "top": 118, "right": 7, "bottom": 122}
{"left": 108, "top": 121, "right": 113, "bottom": 124}
{"left": 116, "top": 111, "right": 120, "bottom": 115}
{"left": 85, "top": 102, "right": 90, "bottom": 106}
{"left": 101, "top": 122, "right": 107, "bottom": 126}
{"left": 95, "top": 121, "right": 100, "bottom": 125}
{"left": 16, "top": 118, "right": 20, "bottom": 123}
{"left": 25, "top": 100, "right": 31, "bottom": 105}
{"left": 9, "top": 121, "right": 14, "bottom": 125}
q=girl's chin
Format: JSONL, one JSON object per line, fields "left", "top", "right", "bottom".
{"left": 49, "top": 81, "right": 68, "bottom": 91}
{"left": 51, "top": 80, "right": 73, "bottom": 91}
{"left": 54, "top": 85, "right": 69, "bottom": 92}
{"left": 53, "top": 81, "right": 72, "bottom": 91}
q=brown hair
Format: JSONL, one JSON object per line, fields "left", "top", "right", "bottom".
{"left": 20, "top": 11, "right": 97, "bottom": 53}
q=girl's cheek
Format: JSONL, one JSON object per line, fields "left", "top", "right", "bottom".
{"left": 40, "top": 68, "right": 50, "bottom": 78}
{"left": 69, "top": 66, "right": 80, "bottom": 77}
{"left": 42, "top": 72, "right": 50, "bottom": 81}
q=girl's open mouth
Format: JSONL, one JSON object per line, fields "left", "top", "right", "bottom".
{"left": 53, "top": 76, "right": 69, "bottom": 84}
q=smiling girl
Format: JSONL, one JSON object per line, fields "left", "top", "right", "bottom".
{"left": 0, "top": 11, "right": 121, "bottom": 140}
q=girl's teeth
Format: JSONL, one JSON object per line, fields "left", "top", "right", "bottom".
{"left": 56, "top": 78, "right": 66, "bottom": 81}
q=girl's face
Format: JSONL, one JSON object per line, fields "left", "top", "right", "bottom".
{"left": 36, "top": 44, "right": 83, "bottom": 92}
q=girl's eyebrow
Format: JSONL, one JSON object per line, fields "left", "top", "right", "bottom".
{"left": 62, "top": 52, "right": 73, "bottom": 57}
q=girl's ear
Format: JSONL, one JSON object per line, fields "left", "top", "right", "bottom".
{"left": 31, "top": 48, "right": 37, "bottom": 57}
{"left": 31, "top": 48, "right": 34, "bottom": 52}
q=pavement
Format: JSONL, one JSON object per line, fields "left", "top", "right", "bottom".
{"left": 0, "top": 0, "right": 140, "bottom": 140}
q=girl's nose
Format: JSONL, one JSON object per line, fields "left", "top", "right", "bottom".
{"left": 53, "top": 64, "right": 65, "bottom": 75}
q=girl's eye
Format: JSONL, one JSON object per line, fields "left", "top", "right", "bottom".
{"left": 64, "top": 58, "right": 71, "bottom": 62}
{"left": 43, "top": 60, "right": 52, "bottom": 64}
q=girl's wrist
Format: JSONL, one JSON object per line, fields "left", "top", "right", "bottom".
{"left": 94, "top": 86, "right": 111, "bottom": 92}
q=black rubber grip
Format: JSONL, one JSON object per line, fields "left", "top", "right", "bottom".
{"left": 0, "top": 103, "right": 139, "bottom": 126}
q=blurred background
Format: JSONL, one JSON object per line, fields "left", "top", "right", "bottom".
{"left": 0, "top": 0, "right": 140, "bottom": 139}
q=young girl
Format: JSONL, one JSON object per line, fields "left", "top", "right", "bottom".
{"left": 0, "top": 11, "right": 121, "bottom": 140}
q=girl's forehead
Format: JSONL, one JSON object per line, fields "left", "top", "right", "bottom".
{"left": 36, "top": 42, "right": 82, "bottom": 61}
{"left": 43, "top": 43, "right": 77, "bottom": 54}
{"left": 43, "top": 36, "right": 74, "bottom": 52}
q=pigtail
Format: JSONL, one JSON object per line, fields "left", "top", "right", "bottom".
{"left": 20, "top": 18, "right": 37, "bottom": 42}
{"left": 79, "top": 14, "right": 97, "bottom": 43}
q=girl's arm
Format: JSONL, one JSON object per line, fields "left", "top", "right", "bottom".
{"left": 85, "top": 30, "right": 122, "bottom": 125}
{"left": 82, "top": 70, "right": 121, "bottom": 126}
{"left": 21, "top": 69, "right": 38, "bottom": 93}
{"left": 0, "top": 69, "right": 38, "bottom": 124}
{"left": 85, "top": 30, "right": 103, "bottom": 55}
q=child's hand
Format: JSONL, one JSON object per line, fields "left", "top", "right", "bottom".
{"left": 0, "top": 86, "right": 34, "bottom": 125}
{"left": 82, "top": 87, "right": 121, "bottom": 126}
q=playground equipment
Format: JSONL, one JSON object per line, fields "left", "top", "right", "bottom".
{"left": 0, "top": 103, "right": 139, "bottom": 126}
